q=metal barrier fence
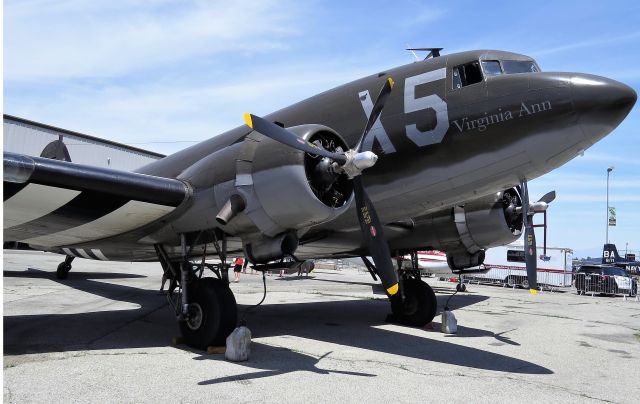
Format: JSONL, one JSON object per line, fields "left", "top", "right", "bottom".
{"left": 574, "top": 273, "right": 637, "bottom": 297}
{"left": 462, "top": 267, "right": 573, "bottom": 292}
{"left": 459, "top": 271, "right": 638, "bottom": 297}
{"left": 313, "top": 260, "right": 640, "bottom": 299}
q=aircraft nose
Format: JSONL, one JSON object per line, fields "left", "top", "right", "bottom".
{"left": 571, "top": 74, "right": 637, "bottom": 141}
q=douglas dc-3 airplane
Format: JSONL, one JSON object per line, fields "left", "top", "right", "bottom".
{"left": 4, "top": 49, "right": 636, "bottom": 349}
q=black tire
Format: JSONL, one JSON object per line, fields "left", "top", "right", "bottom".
{"left": 56, "top": 262, "right": 71, "bottom": 279}
{"left": 180, "top": 278, "right": 237, "bottom": 350}
{"left": 455, "top": 283, "right": 467, "bottom": 292}
{"left": 391, "top": 279, "right": 437, "bottom": 327}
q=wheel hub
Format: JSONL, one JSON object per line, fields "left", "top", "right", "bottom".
{"left": 186, "top": 302, "right": 204, "bottom": 330}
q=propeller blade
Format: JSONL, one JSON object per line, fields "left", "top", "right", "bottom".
{"left": 537, "top": 190, "right": 556, "bottom": 204}
{"left": 524, "top": 216, "right": 538, "bottom": 292}
{"left": 244, "top": 113, "right": 347, "bottom": 164}
{"left": 521, "top": 180, "right": 538, "bottom": 294}
{"left": 356, "top": 78, "right": 395, "bottom": 152}
{"left": 352, "top": 176, "right": 399, "bottom": 295}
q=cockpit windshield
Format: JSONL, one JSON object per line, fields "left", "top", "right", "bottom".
{"left": 452, "top": 58, "right": 540, "bottom": 90}
{"left": 480, "top": 59, "right": 539, "bottom": 77}
{"left": 502, "top": 60, "right": 539, "bottom": 74}
{"left": 481, "top": 61, "right": 502, "bottom": 76}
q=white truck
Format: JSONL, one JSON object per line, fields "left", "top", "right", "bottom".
{"left": 467, "top": 243, "right": 574, "bottom": 290}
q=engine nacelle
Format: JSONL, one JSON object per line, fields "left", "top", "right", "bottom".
{"left": 406, "top": 188, "right": 523, "bottom": 270}
{"left": 171, "top": 124, "right": 353, "bottom": 263}
{"left": 238, "top": 124, "right": 353, "bottom": 236}
{"left": 244, "top": 232, "right": 299, "bottom": 263}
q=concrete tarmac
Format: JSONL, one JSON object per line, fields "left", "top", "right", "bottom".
{"left": 3, "top": 250, "right": 640, "bottom": 403}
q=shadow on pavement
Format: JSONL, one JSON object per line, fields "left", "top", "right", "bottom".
{"left": 4, "top": 270, "right": 146, "bottom": 280}
{"left": 3, "top": 268, "right": 551, "bottom": 376}
{"left": 197, "top": 345, "right": 376, "bottom": 385}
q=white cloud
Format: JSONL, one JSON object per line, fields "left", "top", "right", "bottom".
{"left": 579, "top": 151, "right": 640, "bottom": 166}
{"left": 5, "top": 59, "right": 377, "bottom": 153}
{"left": 529, "top": 31, "right": 640, "bottom": 57}
{"left": 553, "top": 194, "right": 640, "bottom": 203}
{"left": 532, "top": 173, "right": 640, "bottom": 190}
{"left": 5, "top": 0, "right": 302, "bottom": 81}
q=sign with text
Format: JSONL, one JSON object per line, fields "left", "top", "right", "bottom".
{"left": 608, "top": 207, "right": 616, "bottom": 226}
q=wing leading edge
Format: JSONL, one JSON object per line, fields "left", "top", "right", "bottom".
{"left": 3, "top": 152, "right": 190, "bottom": 249}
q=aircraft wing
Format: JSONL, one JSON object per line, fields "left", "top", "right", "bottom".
{"left": 3, "top": 152, "right": 189, "bottom": 249}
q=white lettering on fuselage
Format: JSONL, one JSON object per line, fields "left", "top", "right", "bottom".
{"left": 357, "top": 68, "right": 554, "bottom": 150}
{"left": 357, "top": 90, "right": 397, "bottom": 154}
{"left": 357, "top": 68, "right": 449, "bottom": 151}
{"left": 452, "top": 100, "right": 553, "bottom": 134}
{"left": 404, "top": 68, "right": 449, "bottom": 147}
{"left": 452, "top": 108, "right": 514, "bottom": 133}
{"left": 519, "top": 100, "right": 552, "bottom": 117}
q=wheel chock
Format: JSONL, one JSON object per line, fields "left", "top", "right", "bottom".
{"left": 207, "top": 346, "right": 226, "bottom": 354}
{"left": 225, "top": 326, "right": 251, "bottom": 361}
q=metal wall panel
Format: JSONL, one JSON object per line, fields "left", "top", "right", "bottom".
{"left": 3, "top": 117, "right": 162, "bottom": 171}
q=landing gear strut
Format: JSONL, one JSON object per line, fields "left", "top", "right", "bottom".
{"left": 456, "top": 275, "right": 467, "bottom": 292}
{"left": 56, "top": 255, "right": 74, "bottom": 279}
{"left": 389, "top": 251, "right": 438, "bottom": 327}
{"left": 155, "top": 230, "right": 238, "bottom": 350}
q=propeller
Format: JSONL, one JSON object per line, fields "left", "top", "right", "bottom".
{"left": 244, "top": 78, "right": 400, "bottom": 295}
{"left": 520, "top": 181, "right": 556, "bottom": 295}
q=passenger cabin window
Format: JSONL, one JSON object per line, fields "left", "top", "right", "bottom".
{"left": 502, "top": 60, "right": 539, "bottom": 74}
{"left": 482, "top": 60, "right": 502, "bottom": 76}
{"left": 452, "top": 61, "right": 483, "bottom": 89}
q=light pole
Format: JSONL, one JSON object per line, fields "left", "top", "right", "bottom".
{"left": 606, "top": 166, "right": 614, "bottom": 244}
{"left": 625, "top": 242, "right": 629, "bottom": 257}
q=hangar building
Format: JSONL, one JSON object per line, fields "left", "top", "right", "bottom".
{"left": 3, "top": 114, "right": 164, "bottom": 171}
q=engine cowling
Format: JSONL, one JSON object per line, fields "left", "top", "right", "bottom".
{"left": 227, "top": 124, "right": 353, "bottom": 237}
{"left": 171, "top": 124, "right": 354, "bottom": 263}
{"left": 405, "top": 188, "right": 523, "bottom": 270}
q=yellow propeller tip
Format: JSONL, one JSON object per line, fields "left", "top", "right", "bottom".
{"left": 530, "top": 289, "right": 538, "bottom": 295}
{"left": 243, "top": 113, "right": 253, "bottom": 128}
{"left": 387, "top": 283, "right": 399, "bottom": 295}
{"left": 387, "top": 77, "right": 395, "bottom": 89}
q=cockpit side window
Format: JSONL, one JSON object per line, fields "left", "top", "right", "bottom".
{"left": 452, "top": 61, "right": 483, "bottom": 89}
{"left": 452, "top": 67, "right": 463, "bottom": 89}
{"left": 502, "top": 60, "right": 539, "bottom": 74}
{"left": 482, "top": 60, "right": 502, "bottom": 76}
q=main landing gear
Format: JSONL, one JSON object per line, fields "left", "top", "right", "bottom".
{"left": 156, "top": 231, "right": 238, "bottom": 350}
{"left": 390, "top": 276, "right": 438, "bottom": 326}
{"left": 365, "top": 251, "right": 438, "bottom": 327}
{"left": 456, "top": 275, "right": 467, "bottom": 292}
{"left": 56, "top": 255, "right": 74, "bottom": 279}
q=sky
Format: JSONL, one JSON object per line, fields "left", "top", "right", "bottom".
{"left": 4, "top": 0, "right": 640, "bottom": 258}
